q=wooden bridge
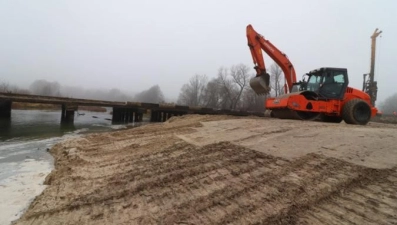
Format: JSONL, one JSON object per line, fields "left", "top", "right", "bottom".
{"left": 0, "top": 92, "right": 264, "bottom": 125}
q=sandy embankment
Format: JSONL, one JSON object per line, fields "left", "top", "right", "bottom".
{"left": 12, "top": 115, "right": 397, "bottom": 225}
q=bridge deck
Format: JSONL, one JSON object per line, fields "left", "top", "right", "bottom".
{"left": 0, "top": 92, "right": 265, "bottom": 117}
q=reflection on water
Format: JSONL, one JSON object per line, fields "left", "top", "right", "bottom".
{"left": 0, "top": 109, "right": 120, "bottom": 142}
{"left": 0, "top": 108, "right": 150, "bottom": 172}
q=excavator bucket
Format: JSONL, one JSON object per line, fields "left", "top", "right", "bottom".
{"left": 249, "top": 73, "right": 271, "bottom": 95}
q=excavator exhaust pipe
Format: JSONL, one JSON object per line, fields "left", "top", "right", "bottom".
{"left": 249, "top": 73, "right": 271, "bottom": 95}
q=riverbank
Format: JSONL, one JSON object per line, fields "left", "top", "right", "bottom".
{"left": 0, "top": 109, "right": 139, "bottom": 225}
{"left": 10, "top": 114, "right": 397, "bottom": 225}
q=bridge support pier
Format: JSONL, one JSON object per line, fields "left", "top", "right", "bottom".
{"left": 150, "top": 110, "right": 188, "bottom": 122}
{"left": 134, "top": 112, "right": 143, "bottom": 122}
{"left": 61, "top": 104, "right": 77, "bottom": 125}
{"left": 0, "top": 100, "right": 12, "bottom": 119}
{"left": 112, "top": 107, "right": 145, "bottom": 124}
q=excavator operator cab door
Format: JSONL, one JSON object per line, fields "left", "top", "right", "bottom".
{"left": 307, "top": 68, "right": 349, "bottom": 99}
{"left": 318, "top": 68, "right": 349, "bottom": 99}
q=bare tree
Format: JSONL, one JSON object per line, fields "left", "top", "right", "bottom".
{"left": 216, "top": 67, "right": 235, "bottom": 109}
{"left": 229, "top": 64, "right": 251, "bottom": 109}
{"left": 10, "top": 85, "right": 30, "bottom": 94}
{"left": 107, "top": 88, "right": 130, "bottom": 101}
{"left": 240, "top": 87, "right": 266, "bottom": 112}
{"left": 202, "top": 78, "right": 221, "bottom": 108}
{"left": 177, "top": 74, "right": 208, "bottom": 106}
{"left": 269, "top": 63, "right": 285, "bottom": 97}
{"left": 0, "top": 81, "right": 10, "bottom": 93}
{"left": 135, "top": 85, "right": 164, "bottom": 103}
{"left": 215, "top": 64, "right": 252, "bottom": 110}
{"left": 0, "top": 81, "right": 30, "bottom": 94}
{"left": 29, "top": 80, "right": 61, "bottom": 96}
{"left": 177, "top": 64, "right": 254, "bottom": 110}
{"left": 60, "top": 85, "right": 135, "bottom": 101}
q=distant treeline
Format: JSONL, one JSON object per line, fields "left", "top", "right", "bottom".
{"left": 0, "top": 79, "right": 165, "bottom": 104}
{"left": 2, "top": 64, "right": 396, "bottom": 114}
{"left": 175, "top": 63, "right": 284, "bottom": 112}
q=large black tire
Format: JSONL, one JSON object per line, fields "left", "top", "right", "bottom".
{"left": 320, "top": 114, "right": 343, "bottom": 123}
{"left": 342, "top": 99, "right": 371, "bottom": 125}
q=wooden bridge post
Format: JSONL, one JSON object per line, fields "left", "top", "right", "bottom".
{"left": 134, "top": 112, "right": 142, "bottom": 122}
{"left": 154, "top": 111, "right": 158, "bottom": 122}
{"left": 112, "top": 107, "right": 144, "bottom": 124}
{"left": 121, "top": 108, "right": 125, "bottom": 123}
{"left": 125, "top": 108, "right": 130, "bottom": 123}
{"left": 112, "top": 107, "right": 122, "bottom": 124}
{"left": 0, "top": 100, "right": 12, "bottom": 119}
{"left": 61, "top": 104, "right": 77, "bottom": 125}
{"left": 129, "top": 110, "right": 134, "bottom": 123}
{"left": 152, "top": 110, "right": 159, "bottom": 122}
{"left": 158, "top": 111, "right": 163, "bottom": 122}
{"left": 150, "top": 110, "right": 155, "bottom": 122}
{"left": 125, "top": 109, "right": 128, "bottom": 123}
{"left": 120, "top": 108, "right": 124, "bottom": 123}
{"left": 167, "top": 112, "right": 173, "bottom": 120}
{"left": 111, "top": 107, "right": 117, "bottom": 124}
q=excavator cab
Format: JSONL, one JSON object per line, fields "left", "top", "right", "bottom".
{"left": 291, "top": 81, "right": 307, "bottom": 93}
{"left": 291, "top": 74, "right": 309, "bottom": 93}
{"left": 300, "top": 67, "right": 349, "bottom": 99}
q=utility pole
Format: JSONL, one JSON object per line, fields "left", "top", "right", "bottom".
{"left": 364, "top": 28, "right": 382, "bottom": 107}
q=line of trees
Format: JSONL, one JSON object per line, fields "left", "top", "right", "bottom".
{"left": 0, "top": 79, "right": 165, "bottom": 104}
{"left": 7, "top": 63, "right": 395, "bottom": 114}
{"left": 134, "top": 85, "right": 164, "bottom": 103}
{"left": 177, "top": 63, "right": 285, "bottom": 112}
{"left": 0, "top": 81, "right": 30, "bottom": 94}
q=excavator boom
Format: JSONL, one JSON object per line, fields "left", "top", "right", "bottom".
{"left": 246, "top": 24, "right": 297, "bottom": 95}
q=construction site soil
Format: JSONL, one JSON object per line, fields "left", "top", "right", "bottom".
{"left": 13, "top": 115, "right": 397, "bottom": 225}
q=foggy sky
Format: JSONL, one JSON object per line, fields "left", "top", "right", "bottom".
{"left": 0, "top": 0, "right": 396, "bottom": 103}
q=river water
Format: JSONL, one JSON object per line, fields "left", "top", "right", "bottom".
{"left": 0, "top": 109, "right": 141, "bottom": 225}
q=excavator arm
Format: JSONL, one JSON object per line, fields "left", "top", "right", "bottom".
{"left": 246, "top": 24, "right": 297, "bottom": 95}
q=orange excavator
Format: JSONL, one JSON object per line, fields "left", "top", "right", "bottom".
{"left": 246, "top": 24, "right": 378, "bottom": 125}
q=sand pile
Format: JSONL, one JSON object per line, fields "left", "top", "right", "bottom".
{"left": 12, "top": 115, "right": 397, "bottom": 225}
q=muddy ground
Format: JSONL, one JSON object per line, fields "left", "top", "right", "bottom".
{"left": 12, "top": 115, "right": 397, "bottom": 225}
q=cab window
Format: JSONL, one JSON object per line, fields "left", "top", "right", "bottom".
{"left": 333, "top": 73, "right": 345, "bottom": 83}
{"left": 319, "top": 70, "right": 347, "bottom": 98}
{"left": 306, "top": 75, "right": 321, "bottom": 91}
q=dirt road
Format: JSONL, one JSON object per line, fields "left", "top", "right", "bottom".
{"left": 13, "top": 115, "right": 397, "bottom": 225}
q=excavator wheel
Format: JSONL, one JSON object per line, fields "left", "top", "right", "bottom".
{"left": 342, "top": 99, "right": 371, "bottom": 125}
{"left": 320, "top": 114, "right": 343, "bottom": 123}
